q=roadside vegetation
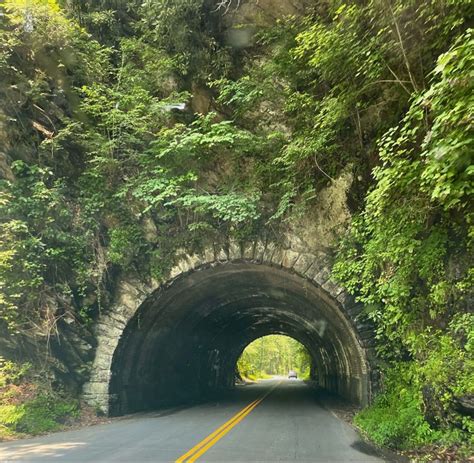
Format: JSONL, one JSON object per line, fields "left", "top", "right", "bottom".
{"left": 0, "top": 0, "right": 472, "bottom": 457}
{"left": 237, "top": 335, "right": 311, "bottom": 381}
{"left": 0, "top": 358, "right": 78, "bottom": 440}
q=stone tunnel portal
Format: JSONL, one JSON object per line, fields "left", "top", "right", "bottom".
{"left": 107, "top": 262, "right": 370, "bottom": 415}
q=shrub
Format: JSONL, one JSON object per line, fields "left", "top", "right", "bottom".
{"left": 355, "top": 364, "right": 434, "bottom": 449}
{"left": 0, "top": 359, "right": 79, "bottom": 437}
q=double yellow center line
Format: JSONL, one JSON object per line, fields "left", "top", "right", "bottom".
{"left": 176, "top": 382, "right": 279, "bottom": 463}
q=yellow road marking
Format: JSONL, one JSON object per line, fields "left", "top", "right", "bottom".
{"left": 176, "top": 382, "right": 280, "bottom": 463}
{"left": 175, "top": 399, "right": 259, "bottom": 463}
{"left": 185, "top": 398, "right": 263, "bottom": 463}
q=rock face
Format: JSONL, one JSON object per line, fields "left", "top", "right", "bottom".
{"left": 455, "top": 395, "right": 474, "bottom": 417}
{"left": 289, "top": 170, "right": 354, "bottom": 253}
{"left": 218, "top": 0, "right": 312, "bottom": 52}
{"left": 51, "top": 318, "right": 97, "bottom": 391}
{"left": 221, "top": 0, "right": 310, "bottom": 28}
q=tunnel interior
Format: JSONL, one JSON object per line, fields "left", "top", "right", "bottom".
{"left": 109, "top": 262, "right": 369, "bottom": 415}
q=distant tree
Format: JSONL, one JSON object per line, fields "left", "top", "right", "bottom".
{"left": 237, "top": 335, "right": 312, "bottom": 380}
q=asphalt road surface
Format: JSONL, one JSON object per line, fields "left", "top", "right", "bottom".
{"left": 0, "top": 380, "right": 398, "bottom": 462}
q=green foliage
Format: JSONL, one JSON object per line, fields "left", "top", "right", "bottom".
{"left": 0, "top": 162, "right": 94, "bottom": 330}
{"left": 137, "top": 0, "right": 231, "bottom": 79}
{"left": 1, "top": 0, "right": 472, "bottom": 452}
{"left": 237, "top": 335, "right": 311, "bottom": 380}
{"left": 177, "top": 193, "right": 260, "bottom": 224}
{"left": 333, "top": 31, "right": 473, "bottom": 351}
{"left": 212, "top": 77, "right": 265, "bottom": 118}
{"left": 215, "top": 0, "right": 471, "bottom": 219}
{"left": 0, "top": 359, "right": 78, "bottom": 438}
{"left": 1, "top": 0, "right": 110, "bottom": 98}
{"left": 14, "top": 394, "right": 78, "bottom": 434}
{"left": 421, "top": 32, "right": 474, "bottom": 210}
{"left": 0, "top": 0, "right": 271, "bottom": 337}
{"left": 0, "top": 359, "right": 30, "bottom": 388}
{"left": 355, "top": 360, "right": 473, "bottom": 455}
{"left": 107, "top": 225, "right": 146, "bottom": 268}
{"left": 334, "top": 29, "right": 473, "bottom": 450}
{"left": 355, "top": 364, "right": 436, "bottom": 449}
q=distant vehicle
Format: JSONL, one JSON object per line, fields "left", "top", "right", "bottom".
{"left": 288, "top": 370, "right": 297, "bottom": 379}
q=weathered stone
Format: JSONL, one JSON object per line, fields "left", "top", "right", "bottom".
{"left": 358, "top": 328, "right": 375, "bottom": 340}
{"left": 292, "top": 253, "right": 316, "bottom": 275}
{"left": 269, "top": 247, "right": 284, "bottom": 267}
{"left": 305, "top": 256, "right": 328, "bottom": 280}
{"left": 253, "top": 241, "right": 266, "bottom": 262}
{"left": 168, "top": 264, "right": 183, "bottom": 280}
{"left": 454, "top": 394, "right": 474, "bottom": 417}
{"left": 337, "top": 291, "right": 354, "bottom": 307}
{"left": 355, "top": 320, "right": 374, "bottom": 332}
{"left": 242, "top": 242, "right": 255, "bottom": 260}
{"left": 93, "top": 353, "right": 113, "bottom": 370}
{"left": 190, "top": 82, "right": 213, "bottom": 114}
{"left": 282, "top": 233, "right": 306, "bottom": 254}
{"left": 149, "top": 278, "right": 161, "bottom": 291}
{"left": 313, "top": 267, "right": 331, "bottom": 286}
{"left": 92, "top": 369, "right": 111, "bottom": 382}
{"left": 262, "top": 242, "right": 277, "bottom": 264}
{"left": 228, "top": 240, "right": 241, "bottom": 260}
{"left": 322, "top": 278, "right": 344, "bottom": 298}
{"left": 178, "top": 257, "right": 194, "bottom": 273}
{"left": 346, "top": 303, "right": 365, "bottom": 318}
{"left": 360, "top": 337, "right": 377, "bottom": 348}
{"left": 142, "top": 217, "right": 158, "bottom": 243}
{"left": 203, "top": 246, "right": 215, "bottom": 264}
{"left": 287, "top": 170, "right": 353, "bottom": 252}
{"left": 187, "top": 253, "right": 205, "bottom": 270}
{"left": 215, "top": 247, "right": 228, "bottom": 262}
{"left": 281, "top": 249, "right": 300, "bottom": 269}
{"left": 99, "top": 326, "right": 124, "bottom": 340}
{"left": 93, "top": 342, "right": 114, "bottom": 357}
{"left": 83, "top": 381, "right": 109, "bottom": 395}
{"left": 365, "top": 348, "right": 379, "bottom": 364}
{"left": 115, "top": 282, "right": 142, "bottom": 311}
{"left": 105, "top": 313, "right": 128, "bottom": 328}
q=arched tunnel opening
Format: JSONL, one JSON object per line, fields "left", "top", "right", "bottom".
{"left": 108, "top": 262, "right": 369, "bottom": 416}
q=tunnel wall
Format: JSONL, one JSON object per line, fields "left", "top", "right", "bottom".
{"left": 82, "top": 240, "right": 377, "bottom": 414}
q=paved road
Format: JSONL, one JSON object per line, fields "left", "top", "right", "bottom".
{"left": 0, "top": 380, "right": 396, "bottom": 462}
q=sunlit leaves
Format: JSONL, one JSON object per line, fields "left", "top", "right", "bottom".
{"left": 176, "top": 193, "right": 260, "bottom": 224}
{"left": 0, "top": 162, "right": 94, "bottom": 329}
{"left": 420, "top": 31, "right": 474, "bottom": 210}
{"left": 333, "top": 28, "right": 473, "bottom": 448}
{"left": 237, "top": 335, "right": 311, "bottom": 380}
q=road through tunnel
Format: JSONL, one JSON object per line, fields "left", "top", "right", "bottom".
{"left": 107, "top": 262, "right": 371, "bottom": 416}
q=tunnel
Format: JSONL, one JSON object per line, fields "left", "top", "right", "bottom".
{"left": 108, "top": 262, "right": 369, "bottom": 415}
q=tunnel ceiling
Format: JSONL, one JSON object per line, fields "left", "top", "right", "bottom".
{"left": 108, "top": 262, "right": 370, "bottom": 415}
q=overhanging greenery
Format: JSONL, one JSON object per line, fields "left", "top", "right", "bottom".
{"left": 0, "top": 0, "right": 472, "bottom": 456}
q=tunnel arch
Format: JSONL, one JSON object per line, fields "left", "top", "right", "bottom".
{"left": 82, "top": 241, "right": 376, "bottom": 415}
